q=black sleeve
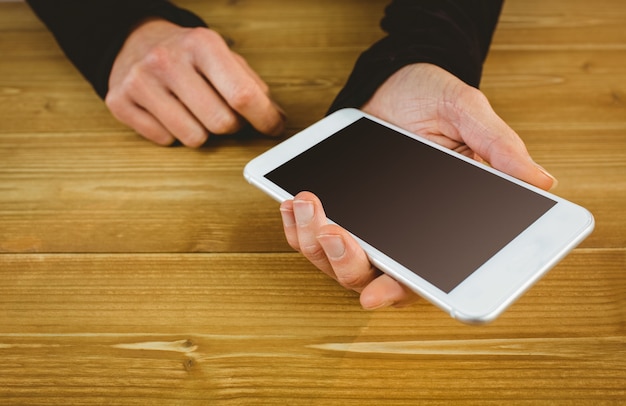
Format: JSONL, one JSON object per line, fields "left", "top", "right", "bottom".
{"left": 25, "top": 0, "right": 207, "bottom": 99}
{"left": 328, "top": 0, "right": 504, "bottom": 113}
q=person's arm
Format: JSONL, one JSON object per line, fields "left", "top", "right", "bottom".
{"left": 329, "top": 0, "right": 503, "bottom": 113}
{"left": 26, "top": 0, "right": 207, "bottom": 100}
{"left": 26, "top": 1, "right": 285, "bottom": 146}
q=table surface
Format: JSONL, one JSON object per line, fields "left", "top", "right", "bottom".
{"left": 1, "top": 1, "right": 625, "bottom": 404}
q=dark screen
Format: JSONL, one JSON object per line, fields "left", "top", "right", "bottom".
{"left": 265, "top": 118, "right": 556, "bottom": 293}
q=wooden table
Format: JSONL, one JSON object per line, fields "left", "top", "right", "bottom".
{"left": 1, "top": 1, "right": 625, "bottom": 404}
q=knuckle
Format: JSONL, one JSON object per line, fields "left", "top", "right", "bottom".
{"left": 209, "top": 112, "right": 241, "bottom": 134}
{"left": 180, "top": 130, "right": 208, "bottom": 148}
{"left": 252, "top": 77, "right": 270, "bottom": 96}
{"left": 145, "top": 131, "right": 176, "bottom": 147}
{"left": 133, "top": 121, "right": 175, "bottom": 146}
{"left": 142, "top": 46, "right": 175, "bottom": 76}
{"left": 458, "top": 84, "right": 488, "bottom": 106}
{"left": 285, "top": 238, "right": 300, "bottom": 252}
{"left": 186, "top": 27, "right": 220, "bottom": 46}
{"left": 104, "top": 92, "right": 123, "bottom": 114}
{"left": 336, "top": 270, "right": 369, "bottom": 290}
{"left": 300, "top": 242, "right": 327, "bottom": 263}
{"left": 182, "top": 28, "right": 228, "bottom": 56}
{"left": 144, "top": 46, "right": 169, "bottom": 67}
{"left": 104, "top": 93, "right": 135, "bottom": 124}
{"left": 227, "top": 85, "right": 257, "bottom": 111}
{"left": 110, "top": 65, "right": 156, "bottom": 104}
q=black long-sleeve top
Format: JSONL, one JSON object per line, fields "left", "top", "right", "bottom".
{"left": 25, "top": 0, "right": 503, "bottom": 114}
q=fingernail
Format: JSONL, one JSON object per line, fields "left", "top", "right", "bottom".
{"left": 279, "top": 207, "right": 295, "bottom": 227}
{"left": 535, "top": 163, "right": 559, "bottom": 191}
{"left": 293, "top": 200, "right": 314, "bottom": 225}
{"left": 317, "top": 234, "right": 346, "bottom": 260}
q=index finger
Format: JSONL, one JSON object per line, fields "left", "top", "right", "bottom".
{"left": 192, "top": 30, "right": 285, "bottom": 136}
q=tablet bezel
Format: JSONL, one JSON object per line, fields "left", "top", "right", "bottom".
{"left": 244, "top": 108, "right": 594, "bottom": 324}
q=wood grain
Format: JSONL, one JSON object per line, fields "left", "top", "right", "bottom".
{"left": 0, "top": 0, "right": 625, "bottom": 404}
{"left": 0, "top": 251, "right": 624, "bottom": 404}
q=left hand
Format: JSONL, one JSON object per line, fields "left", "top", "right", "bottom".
{"left": 281, "top": 191, "right": 418, "bottom": 310}
{"left": 280, "top": 63, "right": 557, "bottom": 310}
{"left": 361, "top": 63, "right": 556, "bottom": 190}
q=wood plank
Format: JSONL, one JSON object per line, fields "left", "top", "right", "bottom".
{"left": 0, "top": 250, "right": 622, "bottom": 335}
{"left": 0, "top": 133, "right": 291, "bottom": 253}
{"left": 1, "top": 0, "right": 625, "bottom": 404}
{"left": 482, "top": 51, "right": 626, "bottom": 126}
{"left": 0, "top": 250, "right": 624, "bottom": 404}
{"left": 1, "top": 127, "right": 623, "bottom": 253}
{"left": 495, "top": 0, "right": 626, "bottom": 47}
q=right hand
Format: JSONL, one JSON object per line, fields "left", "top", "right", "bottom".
{"left": 361, "top": 63, "right": 557, "bottom": 191}
{"left": 280, "top": 63, "right": 558, "bottom": 310}
{"left": 280, "top": 191, "right": 421, "bottom": 310}
{"left": 105, "top": 19, "right": 285, "bottom": 147}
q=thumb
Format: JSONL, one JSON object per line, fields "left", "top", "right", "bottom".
{"left": 456, "top": 89, "right": 557, "bottom": 191}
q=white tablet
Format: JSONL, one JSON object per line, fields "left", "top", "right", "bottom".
{"left": 244, "top": 108, "right": 594, "bottom": 324}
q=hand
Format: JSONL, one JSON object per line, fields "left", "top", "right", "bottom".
{"left": 362, "top": 63, "right": 557, "bottom": 190}
{"left": 280, "top": 191, "right": 418, "bottom": 310}
{"left": 281, "top": 63, "right": 558, "bottom": 310}
{"left": 105, "top": 19, "right": 285, "bottom": 147}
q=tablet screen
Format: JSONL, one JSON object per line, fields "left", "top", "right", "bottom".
{"left": 265, "top": 117, "right": 556, "bottom": 293}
